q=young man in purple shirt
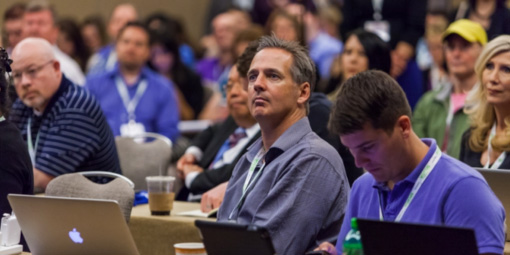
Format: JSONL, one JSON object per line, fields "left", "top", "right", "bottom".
{"left": 317, "top": 70, "right": 505, "bottom": 255}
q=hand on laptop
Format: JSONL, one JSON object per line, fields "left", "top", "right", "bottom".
{"left": 313, "top": 242, "right": 336, "bottom": 255}
{"left": 201, "top": 182, "right": 228, "bottom": 212}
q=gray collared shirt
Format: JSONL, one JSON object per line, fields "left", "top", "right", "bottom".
{"left": 218, "top": 117, "right": 349, "bottom": 254}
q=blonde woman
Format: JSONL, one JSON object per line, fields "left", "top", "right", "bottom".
{"left": 460, "top": 35, "right": 510, "bottom": 169}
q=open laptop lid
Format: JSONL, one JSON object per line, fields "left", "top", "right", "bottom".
{"left": 8, "top": 194, "right": 139, "bottom": 255}
{"left": 356, "top": 218, "right": 478, "bottom": 255}
{"left": 195, "top": 220, "right": 276, "bottom": 255}
{"left": 475, "top": 168, "right": 510, "bottom": 240}
{"left": 476, "top": 168, "right": 510, "bottom": 216}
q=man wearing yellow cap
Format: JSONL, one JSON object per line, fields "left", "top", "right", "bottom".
{"left": 413, "top": 19, "right": 487, "bottom": 159}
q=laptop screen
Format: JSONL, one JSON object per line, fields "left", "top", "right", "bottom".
{"left": 195, "top": 220, "right": 276, "bottom": 255}
{"left": 356, "top": 218, "right": 478, "bottom": 255}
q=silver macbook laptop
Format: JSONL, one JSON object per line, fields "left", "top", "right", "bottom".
{"left": 476, "top": 168, "right": 510, "bottom": 240}
{"left": 8, "top": 194, "right": 139, "bottom": 255}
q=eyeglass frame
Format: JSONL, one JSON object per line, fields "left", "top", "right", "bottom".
{"left": 222, "top": 77, "right": 249, "bottom": 94}
{"left": 12, "top": 60, "right": 55, "bottom": 85}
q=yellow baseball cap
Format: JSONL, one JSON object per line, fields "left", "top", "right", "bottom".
{"left": 443, "top": 19, "right": 488, "bottom": 45}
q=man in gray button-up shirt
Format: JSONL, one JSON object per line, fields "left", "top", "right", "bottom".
{"left": 217, "top": 35, "right": 349, "bottom": 255}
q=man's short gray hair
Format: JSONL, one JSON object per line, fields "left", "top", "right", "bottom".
{"left": 257, "top": 35, "right": 316, "bottom": 92}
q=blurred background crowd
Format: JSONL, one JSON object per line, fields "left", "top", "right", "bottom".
{"left": 3, "top": 0, "right": 509, "bottom": 124}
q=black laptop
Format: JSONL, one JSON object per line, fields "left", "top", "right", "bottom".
{"left": 356, "top": 218, "right": 479, "bottom": 255}
{"left": 195, "top": 220, "right": 276, "bottom": 255}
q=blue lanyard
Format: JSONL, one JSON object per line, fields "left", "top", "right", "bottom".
{"left": 115, "top": 77, "right": 148, "bottom": 121}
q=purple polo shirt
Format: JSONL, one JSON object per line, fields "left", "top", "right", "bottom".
{"left": 336, "top": 139, "right": 505, "bottom": 254}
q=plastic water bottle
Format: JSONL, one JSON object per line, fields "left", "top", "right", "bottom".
{"left": 342, "top": 217, "right": 363, "bottom": 255}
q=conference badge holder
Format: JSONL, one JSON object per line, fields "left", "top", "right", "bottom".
{"left": 120, "top": 120, "right": 146, "bottom": 138}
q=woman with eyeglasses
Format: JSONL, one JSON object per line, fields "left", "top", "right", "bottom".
{"left": 460, "top": 35, "right": 510, "bottom": 169}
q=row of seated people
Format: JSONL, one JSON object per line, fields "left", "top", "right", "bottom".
{"left": 3, "top": 0, "right": 509, "bottom": 151}
{"left": 179, "top": 20, "right": 510, "bottom": 254}
{"left": 1, "top": 4, "right": 509, "bottom": 255}
{"left": 184, "top": 18, "right": 510, "bottom": 205}
{"left": 179, "top": 34, "right": 507, "bottom": 255}
{"left": 7, "top": 0, "right": 507, "bottom": 126}
{"left": 0, "top": 28, "right": 507, "bottom": 255}
{"left": 2, "top": 1, "right": 343, "bottom": 123}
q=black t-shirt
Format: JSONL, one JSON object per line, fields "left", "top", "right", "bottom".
{"left": 0, "top": 120, "right": 34, "bottom": 215}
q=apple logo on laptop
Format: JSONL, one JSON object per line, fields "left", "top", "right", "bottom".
{"left": 69, "top": 228, "right": 84, "bottom": 244}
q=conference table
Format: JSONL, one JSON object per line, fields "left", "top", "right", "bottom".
{"left": 129, "top": 202, "right": 510, "bottom": 255}
{"left": 128, "top": 201, "right": 213, "bottom": 255}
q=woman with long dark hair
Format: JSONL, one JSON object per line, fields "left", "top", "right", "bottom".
{"left": 57, "top": 18, "right": 91, "bottom": 72}
{"left": 81, "top": 15, "right": 108, "bottom": 55}
{"left": 148, "top": 30, "right": 205, "bottom": 120}
{"left": 325, "top": 29, "right": 391, "bottom": 100}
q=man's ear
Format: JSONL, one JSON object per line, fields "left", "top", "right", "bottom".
{"left": 297, "top": 82, "right": 310, "bottom": 105}
{"left": 52, "top": 60, "right": 61, "bottom": 73}
{"left": 395, "top": 115, "right": 412, "bottom": 139}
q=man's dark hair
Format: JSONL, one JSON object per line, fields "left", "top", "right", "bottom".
{"left": 25, "top": 0, "right": 57, "bottom": 23}
{"left": 329, "top": 70, "right": 412, "bottom": 135}
{"left": 117, "top": 21, "right": 152, "bottom": 45}
{"left": 236, "top": 40, "right": 259, "bottom": 77}
{"left": 4, "top": 3, "right": 26, "bottom": 21}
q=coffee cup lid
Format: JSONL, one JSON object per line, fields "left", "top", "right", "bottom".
{"left": 173, "top": 242, "right": 204, "bottom": 249}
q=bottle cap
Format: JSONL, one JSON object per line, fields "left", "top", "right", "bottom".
{"left": 350, "top": 217, "right": 358, "bottom": 230}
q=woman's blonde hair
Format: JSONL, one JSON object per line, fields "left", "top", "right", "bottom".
{"left": 465, "top": 35, "right": 510, "bottom": 152}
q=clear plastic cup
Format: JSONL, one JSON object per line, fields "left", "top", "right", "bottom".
{"left": 145, "top": 176, "right": 175, "bottom": 215}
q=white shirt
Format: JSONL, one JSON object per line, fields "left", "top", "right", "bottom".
{"left": 184, "top": 123, "right": 260, "bottom": 190}
{"left": 52, "top": 45, "right": 85, "bottom": 86}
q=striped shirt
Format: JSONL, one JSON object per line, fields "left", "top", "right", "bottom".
{"left": 9, "top": 75, "right": 121, "bottom": 177}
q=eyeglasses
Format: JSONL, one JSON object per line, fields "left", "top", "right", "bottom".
{"left": 12, "top": 60, "right": 54, "bottom": 84}
{"left": 223, "top": 83, "right": 234, "bottom": 93}
{"left": 223, "top": 79, "right": 249, "bottom": 93}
